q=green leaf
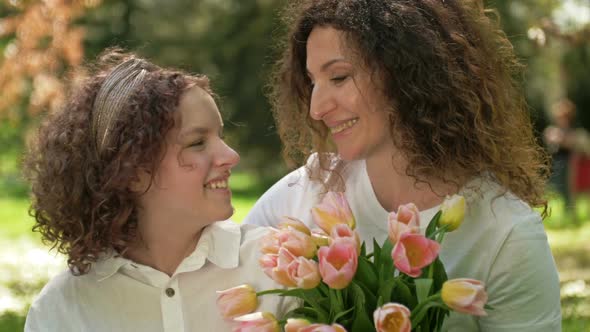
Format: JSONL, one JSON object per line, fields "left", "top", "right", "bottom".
{"left": 355, "top": 256, "right": 379, "bottom": 293}
{"left": 391, "top": 279, "right": 416, "bottom": 309}
{"left": 425, "top": 210, "right": 442, "bottom": 239}
{"left": 411, "top": 301, "right": 448, "bottom": 327}
{"left": 379, "top": 239, "right": 394, "bottom": 278}
{"left": 350, "top": 281, "right": 376, "bottom": 332}
{"left": 377, "top": 278, "right": 396, "bottom": 304}
{"left": 360, "top": 241, "right": 367, "bottom": 256}
{"left": 372, "top": 239, "right": 382, "bottom": 267}
{"left": 431, "top": 258, "right": 448, "bottom": 292}
{"left": 415, "top": 278, "right": 433, "bottom": 304}
{"left": 333, "top": 307, "right": 355, "bottom": 322}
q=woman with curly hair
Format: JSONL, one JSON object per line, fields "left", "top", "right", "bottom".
{"left": 244, "top": 0, "right": 561, "bottom": 330}
{"left": 23, "top": 50, "right": 290, "bottom": 331}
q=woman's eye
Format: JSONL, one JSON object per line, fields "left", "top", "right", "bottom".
{"left": 331, "top": 75, "right": 348, "bottom": 83}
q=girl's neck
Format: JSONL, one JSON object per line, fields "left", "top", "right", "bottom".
{"left": 125, "top": 211, "right": 205, "bottom": 277}
{"left": 365, "top": 148, "right": 459, "bottom": 212}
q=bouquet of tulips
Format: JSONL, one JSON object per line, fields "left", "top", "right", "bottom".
{"left": 217, "top": 192, "right": 489, "bottom": 332}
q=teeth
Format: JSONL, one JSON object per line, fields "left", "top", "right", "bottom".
{"left": 330, "top": 118, "right": 358, "bottom": 134}
{"left": 205, "top": 180, "right": 228, "bottom": 189}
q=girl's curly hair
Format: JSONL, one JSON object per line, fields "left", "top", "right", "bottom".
{"left": 23, "top": 49, "right": 211, "bottom": 275}
{"left": 270, "top": 0, "right": 550, "bottom": 212}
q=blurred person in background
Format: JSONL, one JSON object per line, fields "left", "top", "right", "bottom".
{"left": 544, "top": 98, "right": 590, "bottom": 223}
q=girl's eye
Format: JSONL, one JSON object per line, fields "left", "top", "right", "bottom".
{"left": 190, "top": 140, "right": 205, "bottom": 148}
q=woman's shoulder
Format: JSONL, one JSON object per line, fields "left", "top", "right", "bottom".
{"left": 463, "top": 177, "right": 544, "bottom": 236}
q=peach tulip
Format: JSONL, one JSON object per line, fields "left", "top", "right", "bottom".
{"left": 388, "top": 203, "right": 420, "bottom": 244}
{"left": 284, "top": 318, "right": 312, "bottom": 332}
{"left": 263, "top": 248, "right": 298, "bottom": 287}
{"left": 278, "top": 216, "right": 312, "bottom": 235}
{"left": 259, "top": 248, "right": 321, "bottom": 289}
{"left": 330, "top": 224, "right": 360, "bottom": 254}
{"left": 441, "top": 278, "right": 488, "bottom": 316}
{"left": 299, "top": 323, "right": 347, "bottom": 332}
{"left": 392, "top": 233, "right": 440, "bottom": 278}
{"left": 233, "top": 312, "right": 279, "bottom": 332}
{"left": 276, "top": 228, "right": 317, "bottom": 259}
{"left": 311, "top": 228, "right": 331, "bottom": 247}
{"left": 259, "top": 253, "right": 279, "bottom": 279}
{"left": 318, "top": 238, "right": 358, "bottom": 289}
{"left": 260, "top": 229, "right": 281, "bottom": 255}
{"left": 438, "top": 195, "right": 466, "bottom": 232}
{"left": 291, "top": 256, "right": 322, "bottom": 289}
{"left": 373, "top": 303, "right": 411, "bottom": 332}
{"left": 216, "top": 284, "right": 258, "bottom": 319}
{"left": 312, "top": 192, "right": 356, "bottom": 234}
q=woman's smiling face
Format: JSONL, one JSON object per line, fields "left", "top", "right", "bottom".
{"left": 306, "top": 26, "right": 393, "bottom": 161}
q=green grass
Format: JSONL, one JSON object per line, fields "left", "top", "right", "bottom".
{"left": 1, "top": 179, "right": 590, "bottom": 331}
{"left": 0, "top": 197, "right": 35, "bottom": 241}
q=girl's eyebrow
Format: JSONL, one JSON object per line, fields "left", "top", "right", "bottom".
{"left": 179, "top": 127, "right": 209, "bottom": 139}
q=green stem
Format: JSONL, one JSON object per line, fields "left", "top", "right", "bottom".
{"left": 256, "top": 289, "right": 287, "bottom": 297}
{"left": 411, "top": 293, "right": 442, "bottom": 317}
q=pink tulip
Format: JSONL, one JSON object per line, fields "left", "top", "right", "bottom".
{"left": 216, "top": 284, "right": 258, "bottom": 319}
{"left": 330, "top": 224, "right": 360, "bottom": 254}
{"left": 284, "top": 318, "right": 311, "bottom": 332}
{"left": 388, "top": 203, "right": 420, "bottom": 244}
{"left": 299, "top": 323, "right": 347, "bottom": 332}
{"left": 312, "top": 192, "right": 356, "bottom": 234}
{"left": 318, "top": 239, "right": 358, "bottom": 289}
{"left": 441, "top": 279, "right": 488, "bottom": 316}
{"left": 233, "top": 312, "right": 279, "bottom": 332}
{"left": 373, "top": 303, "right": 411, "bottom": 332}
{"left": 278, "top": 216, "right": 312, "bottom": 235}
{"left": 392, "top": 233, "right": 440, "bottom": 278}
{"left": 276, "top": 228, "right": 317, "bottom": 259}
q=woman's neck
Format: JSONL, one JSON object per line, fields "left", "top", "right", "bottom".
{"left": 365, "top": 148, "right": 459, "bottom": 212}
{"left": 125, "top": 211, "right": 204, "bottom": 276}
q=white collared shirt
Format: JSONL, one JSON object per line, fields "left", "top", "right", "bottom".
{"left": 244, "top": 156, "right": 562, "bottom": 331}
{"left": 25, "top": 221, "right": 293, "bottom": 332}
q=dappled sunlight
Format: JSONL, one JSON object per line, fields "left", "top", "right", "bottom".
{"left": 0, "top": 239, "right": 64, "bottom": 316}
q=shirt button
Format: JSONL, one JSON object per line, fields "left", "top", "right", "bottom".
{"left": 165, "top": 288, "right": 175, "bottom": 297}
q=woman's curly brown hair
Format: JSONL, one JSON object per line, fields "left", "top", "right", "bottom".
{"left": 270, "top": 0, "right": 550, "bottom": 212}
{"left": 23, "top": 49, "right": 211, "bottom": 275}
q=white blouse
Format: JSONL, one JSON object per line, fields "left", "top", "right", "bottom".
{"left": 25, "top": 221, "right": 292, "bottom": 332}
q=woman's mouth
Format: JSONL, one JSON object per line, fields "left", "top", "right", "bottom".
{"left": 330, "top": 118, "right": 359, "bottom": 134}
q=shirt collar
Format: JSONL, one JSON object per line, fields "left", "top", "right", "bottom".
{"left": 90, "top": 220, "right": 242, "bottom": 281}
{"left": 177, "top": 220, "right": 242, "bottom": 273}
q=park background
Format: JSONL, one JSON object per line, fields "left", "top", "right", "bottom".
{"left": 0, "top": 0, "right": 589, "bottom": 331}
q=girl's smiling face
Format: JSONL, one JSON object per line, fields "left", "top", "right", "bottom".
{"left": 137, "top": 85, "right": 240, "bottom": 227}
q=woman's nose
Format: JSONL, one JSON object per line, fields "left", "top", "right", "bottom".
{"left": 309, "top": 84, "right": 336, "bottom": 121}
